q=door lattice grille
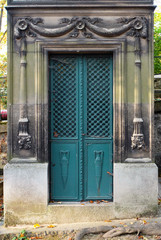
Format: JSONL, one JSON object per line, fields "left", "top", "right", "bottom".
{"left": 50, "top": 55, "right": 77, "bottom": 138}
{"left": 86, "top": 56, "right": 112, "bottom": 137}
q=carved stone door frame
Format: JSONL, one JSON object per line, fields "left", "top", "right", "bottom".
{"left": 34, "top": 39, "right": 126, "bottom": 163}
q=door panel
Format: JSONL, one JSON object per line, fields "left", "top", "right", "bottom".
{"left": 84, "top": 141, "right": 113, "bottom": 200}
{"left": 51, "top": 142, "right": 78, "bottom": 200}
{"left": 50, "top": 55, "right": 79, "bottom": 200}
{"left": 83, "top": 55, "right": 113, "bottom": 200}
{"left": 50, "top": 54, "right": 113, "bottom": 201}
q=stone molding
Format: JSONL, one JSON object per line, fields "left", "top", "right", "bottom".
{"left": 8, "top": 0, "right": 154, "bottom": 6}
{"left": 34, "top": 40, "right": 126, "bottom": 163}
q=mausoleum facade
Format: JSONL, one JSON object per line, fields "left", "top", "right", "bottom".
{"left": 4, "top": 0, "right": 158, "bottom": 226}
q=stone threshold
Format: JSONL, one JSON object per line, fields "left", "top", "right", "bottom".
{"left": 48, "top": 201, "right": 112, "bottom": 206}
{"left": 46, "top": 202, "right": 158, "bottom": 224}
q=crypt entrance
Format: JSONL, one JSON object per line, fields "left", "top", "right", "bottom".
{"left": 49, "top": 53, "right": 113, "bottom": 201}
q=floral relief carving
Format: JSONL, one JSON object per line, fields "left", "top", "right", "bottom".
{"left": 18, "top": 135, "right": 32, "bottom": 150}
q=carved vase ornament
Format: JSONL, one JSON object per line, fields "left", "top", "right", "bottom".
{"left": 14, "top": 16, "right": 148, "bottom": 152}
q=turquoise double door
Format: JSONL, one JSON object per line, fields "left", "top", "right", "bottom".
{"left": 50, "top": 54, "right": 113, "bottom": 201}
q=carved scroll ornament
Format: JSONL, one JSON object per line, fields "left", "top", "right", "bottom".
{"left": 14, "top": 17, "right": 148, "bottom": 40}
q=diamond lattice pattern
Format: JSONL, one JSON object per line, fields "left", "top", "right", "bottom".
{"left": 51, "top": 55, "right": 77, "bottom": 138}
{"left": 87, "top": 56, "right": 112, "bottom": 137}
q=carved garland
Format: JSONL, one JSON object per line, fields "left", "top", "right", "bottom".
{"left": 14, "top": 17, "right": 148, "bottom": 39}
{"left": 14, "top": 16, "right": 148, "bottom": 151}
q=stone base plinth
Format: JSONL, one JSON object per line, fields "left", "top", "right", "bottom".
{"left": 114, "top": 163, "right": 158, "bottom": 205}
{"left": 4, "top": 162, "right": 49, "bottom": 226}
{"left": 4, "top": 162, "right": 158, "bottom": 226}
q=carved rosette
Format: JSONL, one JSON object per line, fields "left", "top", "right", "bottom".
{"left": 18, "top": 135, "right": 32, "bottom": 150}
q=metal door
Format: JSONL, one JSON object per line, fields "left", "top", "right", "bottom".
{"left": 50, "top": 54, "right": 113, "bottom": 201}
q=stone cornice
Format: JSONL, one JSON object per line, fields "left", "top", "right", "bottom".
{"left": 7, "top": 0, "right": 154, "bottom": 5}
{"left": 6, "top": 5, "right": 156, "bottom": 10}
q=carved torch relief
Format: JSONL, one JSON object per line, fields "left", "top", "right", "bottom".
{"left": 14, "top": 16, "right": 148, "bottom": 152}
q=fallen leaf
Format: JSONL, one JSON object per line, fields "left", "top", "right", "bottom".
{"left": 53, "top": 132, "right": 59, "bottom": 137}
{"left": 33, "top": 224, "right": 40, "bottom": 228}
{"left": 31, "top": 237, "right": 43, "bottom": 239}
{"left": 57, "top": 202, "right": 62, "bottom": 204}
{"left": 142, "top": 220, "right": 147, "bottom": 224}
{"left": 96, "top": 200, "right": 101, "bottom": 204}
{"left": 112, "top": 226, "right": 117, "bottom": 228}
{"left": 123, "top": 225, "right": 127, "bottom": 227}
{"left": 104, "top": 220, "right": 112, "bottom": 222}
{"left": 81, "top": 204, "right": 85, "bottom": 205}
{"left": 47, "top": 225, "right": 56, "bottom": 228}
{"left": 138, "top": 236, "right": 143, "bottom": 239}
{"left": 89, "top": 200, "right": 94, "bottom": 203}
{"left": 107, "top": 171, "right": 113, "bottom": 176}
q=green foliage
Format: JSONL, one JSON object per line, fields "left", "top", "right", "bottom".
{"left": 0, "top": 0, "right": 7, "bottom": 110}
{"left": 154, "top": 12, "right": 161, "bottom": 75}
{"left": 0, "top": 77, "right": 7, "bottom": 109}
{"left": 12, "top": 230, "right": 28, "bottom": 240}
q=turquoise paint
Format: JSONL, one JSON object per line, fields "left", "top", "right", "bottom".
{"left": 50, "top": 54, "right": 113, "bottom": 201}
